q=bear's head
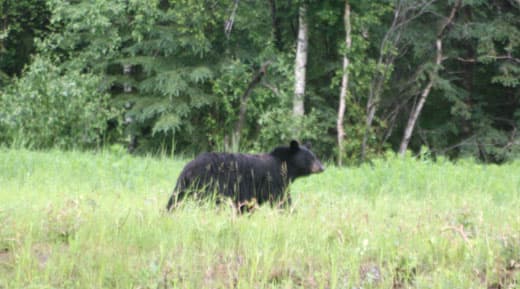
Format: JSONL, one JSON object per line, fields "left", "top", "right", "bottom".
{"left": 271, "top": 140, "right": 324, "bottom": 181}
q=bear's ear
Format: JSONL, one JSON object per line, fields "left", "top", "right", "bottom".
{"left": 290, "top": 140, "right": 300, "bottom": 152}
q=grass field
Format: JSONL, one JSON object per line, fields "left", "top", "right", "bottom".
{"left": 1, "top": 148, "right": 519, "bottom": 289}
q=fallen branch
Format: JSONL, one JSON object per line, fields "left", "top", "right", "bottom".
{"left": 441, "top": 224, "right": 470, "bottom": 244}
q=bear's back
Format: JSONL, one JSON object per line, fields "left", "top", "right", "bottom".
{"left": 181, "top": 152, "right": 278, "bottom": 179}
{"left": 176, "top": 152, "right": 284, "bottom": 201}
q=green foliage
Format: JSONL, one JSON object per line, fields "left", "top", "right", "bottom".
{"left": 0, "top": 56, "right": 116, "bottom": 149}
{"left": 0, "top": 0, "right": 50, "bottom": 76}
{"left": 331, "top": 0, "right": 393, "bottom": 163}
{"left": 30, "top": 0, "right": 230, "bottom": 152}
{"left": 256, "top": 108, "right": 334, "bottom": 157}
{"left": 0, "top": 0, "right": 518, "bottom": 162}
{"left": 207, "top": 55, "right": 299, "bottom": 152}
{"left": 379, "top": 0, "right": 520, "bottom": 162}
{"left": 42, "top": 0, "right": 125, "bottom": 70}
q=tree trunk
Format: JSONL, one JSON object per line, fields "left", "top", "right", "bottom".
{"left": 268, "top": 0, "right": 283, "bottom": 51}
{"left": 232, "top": 62, "right": 271, "bottom": 151}
{"left": 360, "top": 0, "right": 435, "bottom": 161}
{"left": 398, "top": 43, "right": 438, "bottom": 155}
{"left": 123, "top": 64, "right": 133, "bottom": 93}
{"left": 123, "top": 64, "right": 138, "bottom": 153}
{"left": 361, "top": 1, "right": 403, "bottom": 161}
{"left": 225, "top": 0, "right": 240, "bottom": 37}
{"left": 337, "top": 0, "right": 351, "bottom": 166}
{"left": 293, "top": 3, "right": 308, "bottom": 118}
{"left": 398, "top": 0, "right": 461, "bottom": 156}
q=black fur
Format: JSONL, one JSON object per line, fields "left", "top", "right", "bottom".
{"left": 166, "top": 140, "right": 324, "bottom": 212}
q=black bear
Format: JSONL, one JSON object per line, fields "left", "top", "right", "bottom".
{"left": 166, "top": 140, "right": 324, "bottom": 212}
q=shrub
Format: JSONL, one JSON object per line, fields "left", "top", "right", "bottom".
{"left": 0, "top": 56, "right": 117, "bottom": 149}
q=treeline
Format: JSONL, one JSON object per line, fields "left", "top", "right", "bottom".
{"left": 0, "top": 0, "right": 519, "bottom": 164}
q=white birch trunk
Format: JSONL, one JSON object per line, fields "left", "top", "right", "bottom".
{"left": 293, "top": 4, "right": 308, "bottom": 117}
{"left": 123, "top": 64, "right": 137, "bottom": 152}
{"left": 398, "top": 0, "right": 461, "bottom": 155}
{"left": 398, "top": 39, "right": 441, "bottom": 155}
{"left": 337, "top": 0, "right": 351, "bottom": 166}
{"left": 361, "top": 0, "right": 436, "bottom": 161}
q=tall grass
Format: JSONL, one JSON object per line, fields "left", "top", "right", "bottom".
{"left": 1, "top": 148, "right": 519, "bottom": 288}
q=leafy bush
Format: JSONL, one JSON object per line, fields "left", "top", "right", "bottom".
{"left": 255, "top": 108, "right": 334, "bottom": 158}
{"left": 0, "top": 56, "right": 117, "bottom": 149}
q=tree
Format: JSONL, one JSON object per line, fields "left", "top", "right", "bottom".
{"left": 0, "top": 0, "right": 49, "bottom": 78}
{"left": 0, "top": 56, "right": 114, "bottom": 148}
{"left": 398, "top": 0, "right": 462, "bottom": 155}
{"left": 386, "top": 0, "right": 520, "bottom": 161}
{"left": 231, "top": 61, "right": 271, "bottom": 151}
{"left": 2, "top": 0, "right": 518, "bottom": 162}
{"left": 336, "top": 0, "right": 352, "bottom": 166}
{"left": 361, "top": 0, "right": 435, "bottom": 161}
{"left": 293, "top": 3, "right": 308, "bottom": 118}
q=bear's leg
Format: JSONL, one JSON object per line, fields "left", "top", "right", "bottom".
{"left": 166, "top": 190, "right": 186, "bottom": 211}
{"left": 272, "top": 192, "right": 292, "bottom": 210}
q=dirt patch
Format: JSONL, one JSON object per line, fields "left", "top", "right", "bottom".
{"left": 486, "top": 260, "right": 520, "bottom": 289}
{"left": 0, "top": 249, "right": 12, "bottom": 265}
{"left": 32, "top": 243, "right": 53, "bottom": 268}
{"left": 360, "top": 262, "right": 382, "bottom": 285}
{"left": 203, "top": 254, "right": 244, "bottom": 289}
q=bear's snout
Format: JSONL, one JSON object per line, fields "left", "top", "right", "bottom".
{"left": 311, "top": 161, "right": 324, "bottom": 173}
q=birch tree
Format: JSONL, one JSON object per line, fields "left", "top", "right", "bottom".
{"left": 360, "top": 0, "right": 435, "bottom": 161}
{"left": 336, "top": 0, "right": 352, "bottom": 166}
{"left": 398, "top": 0, "right": 462, "bottom": 155}
{"left": 293, "top": 3, "right": 308, "bottom": 118}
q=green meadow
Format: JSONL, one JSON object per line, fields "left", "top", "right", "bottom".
{"left": 1, "top": 149, "right": 519, "bottom": 288}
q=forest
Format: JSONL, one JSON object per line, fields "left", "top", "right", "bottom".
{"left": 1, "top": 0, "right": 519, "bottom": 164}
